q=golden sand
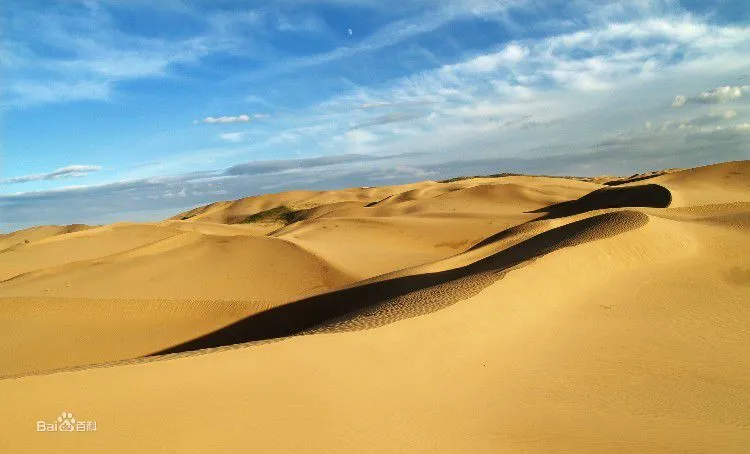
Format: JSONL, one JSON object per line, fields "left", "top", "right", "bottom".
{"left": 1, "top": 161, "right": 748, "bottom": 452}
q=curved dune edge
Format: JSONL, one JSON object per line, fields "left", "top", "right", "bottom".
{"left": 154, "top": 211, "right": 651, "bottom": 356}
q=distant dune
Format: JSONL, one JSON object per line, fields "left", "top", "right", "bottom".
{"left": 1, "top": 161, "right": 748, "bottom": 453}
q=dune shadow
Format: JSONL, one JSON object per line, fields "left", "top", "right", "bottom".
{"left": 527, "top": 184, "right": 671, "bottom": 219}
{"left": 365, "top": 195, "right": 392, "bottom": 207}
{"left": 469, "top": 183, "right": 671, "bottom": 251}
{"left": 151, "top": 211, "right": 649, "bottom": 356}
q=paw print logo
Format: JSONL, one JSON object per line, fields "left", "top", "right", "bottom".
{"left": 57, "top": 412, "right": 76, "bottom": 432}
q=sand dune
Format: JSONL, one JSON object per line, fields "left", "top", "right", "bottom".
{"left": 0, "top": 224, "right": 93, "bottom": 251}
{"left": 0, "top": 160, "right": 748, "bottom": 453}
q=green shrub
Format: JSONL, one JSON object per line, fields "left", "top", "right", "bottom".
{"left": 241, "top": 205, "right": 301, "bottom": 224}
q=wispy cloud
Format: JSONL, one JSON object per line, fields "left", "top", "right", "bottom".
{"left": 351, "top": 112, "right": 427, "bottom": 129}
{"left": 218, "top": 132, "right": 247, "bottom": 142}
{"left": 228, "top": 0, "right": 526, "bottom": 81}
{"left": 1, "top": 165, "right": 103, "bottom": 185}
{"left": 2, "top": 2, "right": 264, "bottom": 107}
{"left": 2, "top": 0, "right": 523, "bottom": 108}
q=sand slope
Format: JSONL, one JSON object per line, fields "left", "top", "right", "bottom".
{"left": 0, "top": 160, "right": 748, "bottom": 453}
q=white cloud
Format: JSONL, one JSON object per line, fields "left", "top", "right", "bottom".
{"left": 673, "top": 85, "right": 748, "bottom": 107}
{"left": 425, "top": 15, "right": 747, "bottom": 102}
{"left": 695, "top": 85, "right": 745, "bottom": 103}
{"left": 287, "top": 10, "right": 750, "bottom": 177}
{"left": 195, "top": 112, "right": 267, "bottom": 124}
{"left": 195, "top": 114, "right": 252, "bottom": 124}
{"left": 8, "top": 81, "right": 111, "bottom": 105}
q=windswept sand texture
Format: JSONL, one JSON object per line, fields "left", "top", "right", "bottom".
{"left": 0, "top": 161, "right": 748, "bottom": 452}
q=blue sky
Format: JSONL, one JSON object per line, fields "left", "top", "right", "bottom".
{"left": 2, "top": 0, "right": 749, "bottom": 230}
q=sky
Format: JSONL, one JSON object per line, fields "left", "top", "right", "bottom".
{"left": 1, "top": 0, "right": 749, "bottom": 231}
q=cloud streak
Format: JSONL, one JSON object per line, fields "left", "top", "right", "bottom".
{"left": 350, "top": 112, "right": 427, "bottom": 129}
{"left": 1, "top": 165, "right": 103, "bottom": 185}
{"left": 224, "top": 153, "right": 420, "bottom": 177}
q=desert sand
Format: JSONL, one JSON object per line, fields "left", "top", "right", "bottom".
{"left": 0, "top": 160, "right": 748, "bottom": 452}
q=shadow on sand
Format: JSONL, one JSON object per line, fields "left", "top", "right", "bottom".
{"left": 528, "top": 183, "right": 671, "bottom": 219}
{"left": 469, "top": 183, "right": 671, "bottom": 251}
